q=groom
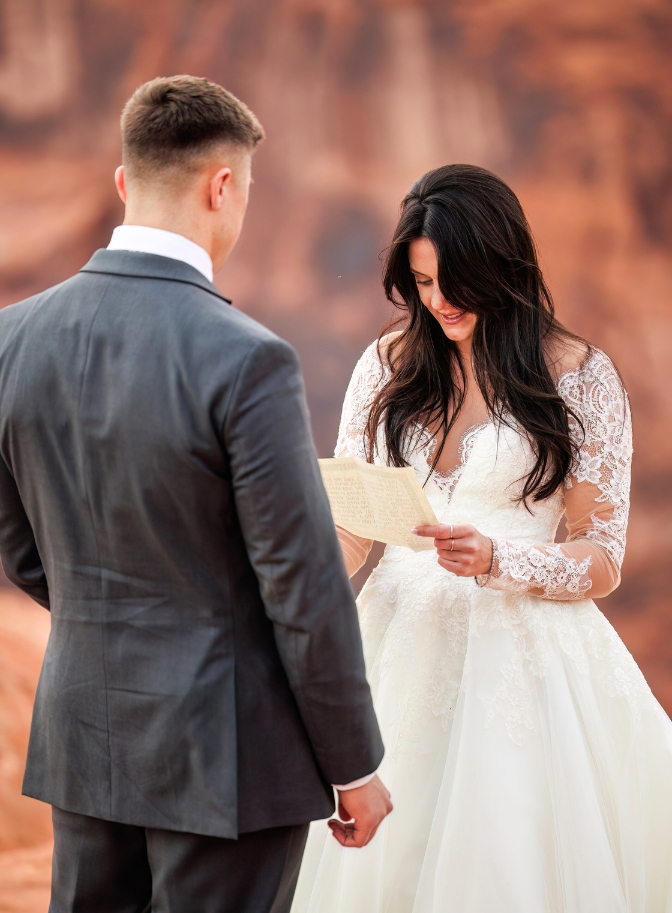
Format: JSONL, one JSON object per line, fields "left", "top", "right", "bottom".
{"left": 0, "top": 76, "right": 390, "bottom": 912}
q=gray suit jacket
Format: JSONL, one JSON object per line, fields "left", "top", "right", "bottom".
{"left": 0, "top": 250, "right": 383, "bottom": 838}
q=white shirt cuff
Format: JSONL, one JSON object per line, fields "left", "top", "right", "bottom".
{"left": 332, "top": 772, "right": 376, "bottom": 791}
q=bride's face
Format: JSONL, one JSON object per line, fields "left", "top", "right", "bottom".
{"left": 408, "top": 237, "right": 477, "bottom": 347}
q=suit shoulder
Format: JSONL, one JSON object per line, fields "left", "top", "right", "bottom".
{"left": 214, "top": 300, "right": 280, "bottom": 344}
{"left": 0, "top": 273, "right": 87, "bottom": 321}
{"left": 0, "top": 280, "right": 70, "bottom": 341}
{"left": 183, "top": 288, "right": 296, "bottom": 356}
{"left": 0, "top": 288, "right": 52, "bottom": 322}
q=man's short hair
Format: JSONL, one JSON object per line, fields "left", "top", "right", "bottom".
{"left": 121, "top": 75, "right": 264, "bottom": 180}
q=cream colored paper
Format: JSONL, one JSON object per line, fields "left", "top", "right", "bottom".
{"left": 318, "top": 457, "right": 438, "bottom": 552}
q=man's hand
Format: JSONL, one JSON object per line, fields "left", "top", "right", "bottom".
{"left": 414, "top": 522, "right": 493, "bottom": 577}
{"left": 328, "top": 774, "right": 392, "bottom": 848}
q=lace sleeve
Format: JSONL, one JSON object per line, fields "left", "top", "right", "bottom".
{"left": 335, "top": 340, "right": 389, "bottom": 460}
{"left": 481, "top": 349, "right": 632, "bottom": 601}
{"left": 333, "top": 340, "right": 390, "bottom": 569}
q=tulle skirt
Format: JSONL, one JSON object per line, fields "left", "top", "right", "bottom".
{"left": 292, "top": 548, "right": 672, "bottom": 913}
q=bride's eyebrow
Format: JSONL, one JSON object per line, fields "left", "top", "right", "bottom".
{"left": 410, "top": 269, "right": 432, "bottom": 279}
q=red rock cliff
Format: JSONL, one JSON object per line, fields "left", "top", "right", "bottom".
{"left": 1, "top": 1, "right": 672, "bottom": 905}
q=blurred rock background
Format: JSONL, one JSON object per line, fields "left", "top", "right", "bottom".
{"left": 1, "top": 0, "right": 671, "bottom": 908}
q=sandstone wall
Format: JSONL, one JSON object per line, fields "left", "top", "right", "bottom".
{"left": 1, "top": 2, "right": 671, "bottom": 905}
{"left": 0, "top": 591, "right": 51, "bottom": 912}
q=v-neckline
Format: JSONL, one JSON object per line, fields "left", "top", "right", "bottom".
{"left": 405, "top": 353, "right": 593, "bottom": 502}
{"left": 418, "top": 420, "right": 492, "bottom": 500}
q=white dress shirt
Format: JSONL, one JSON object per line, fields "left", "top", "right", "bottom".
{"left": 107, "top": 225, "right": 214, "bottom": 282}
{"left": 106, "top": 224, "right": 376, "bottom": 793}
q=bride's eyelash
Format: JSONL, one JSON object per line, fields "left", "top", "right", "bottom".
{"left": 415, "top": 278, "right": 432, "bottom": 286}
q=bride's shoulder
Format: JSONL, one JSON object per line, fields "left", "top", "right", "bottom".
{"left": 545, "top": 336, "right": 590, "bottom": 382}
{"left": 547, "top": 337, "right": 622, "bottom": 390}
{"left": 356, "top": 331, "right": 403, "bottom": 372}
{"left": 548, "top": 338, "right": 628, "bottom": 431}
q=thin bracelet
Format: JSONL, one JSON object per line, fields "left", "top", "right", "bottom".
{"left": 474, "top": 537, "right": 496, "bottom": 588}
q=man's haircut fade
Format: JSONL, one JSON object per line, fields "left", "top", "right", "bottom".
{"left": 121, "top": 75, "right": 264, "bottom": 180}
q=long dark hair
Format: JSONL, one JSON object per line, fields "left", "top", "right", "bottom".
{"left": 366, "top": 164, "right": 586, "bottom": 504}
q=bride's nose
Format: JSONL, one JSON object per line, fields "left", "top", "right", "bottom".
{"left": 430, "top": 284, "right": 449, "bottom": 310}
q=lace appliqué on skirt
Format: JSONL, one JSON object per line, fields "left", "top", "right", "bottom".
{"left": 472, "top": 593, "right": 651, "bottom": 745}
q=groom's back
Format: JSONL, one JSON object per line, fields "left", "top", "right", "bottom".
{"left": 0, "top": 251, "right": 343, "bottom": 836}
{"left": 0, "top": 256, "right": 251, "bottom": 611}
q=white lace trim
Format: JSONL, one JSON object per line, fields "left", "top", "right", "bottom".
{"left": 490, "top": 539, "right": 593, "bottom": 600}
{"left": 418, "top": 420, "right": 492, "bottom": 499}
{"left": 486, "top": 349, "right": 632, "bottom": 600}
{"left": 559, "top": 347, "right": 632, "bottom": 568}
{"left": 335, "top": 341, "right": 389, "bottom": 462}
{"left": 337, "top": 343, "right": 632, "bottom": 602}
{"left": 472, "top": 595, "right": 650, "bottom": 745}
{"left": 343, "top": 342, "right": 640, "bottom": 750}
{"left": 360, "top": 564, "right": 472, "bottom": 757}
{"left": 335, "top": 341, "right": 491, "bottom": 502}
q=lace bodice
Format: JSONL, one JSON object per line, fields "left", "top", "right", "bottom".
{"left": 335, "top": 340, "right": 632, "bottom": 601}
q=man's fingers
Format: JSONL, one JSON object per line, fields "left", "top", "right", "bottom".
{"left": 329, "top": 822, "right": 371, "bottom": 848}
{"left": 361, "top": 822, "right": 381, "bottom": 846}
{"left": 329, "top": 827, "right": 352, "bottom": 846}
{"left": 328, "top": 815, "right": 381, "bottom": 848}
{"left": 331, "top": 774, "right": 393, "bottom": 848}
{"left": 328, "top": 819, "right": 357, "bottom": 844}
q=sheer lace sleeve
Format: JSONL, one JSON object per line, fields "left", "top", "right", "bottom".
{"left": 481, "top": 349, "right": 632, "bottom": 601}
{"left": 338, "top": 527, "right": 373, "bottom": 577}
{"left": 333, "top": 341, "right": 390, "bottom": 573}
{"left": 335, "top": 341, "right": 389, "bottom": 461}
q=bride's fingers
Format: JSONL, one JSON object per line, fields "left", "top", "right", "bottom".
{"left": 437, "top": 555, "right": 461, "bottom": 569}
{"left": 446, "top": 523, "right": 476, "bottom": 539}
{"left": 436, "top": 554, "right": 466, "bottom": 568}
{"left": 412, "top": 524, "right": 444, "bottom": 538}
{"left": 435, "top": 539, "right": 475, "bottom": 553}
{"left": 416, "top": 525, "right": 479, "bottom": 548}
{"left": 414, "top": 523, "right": 474, "bottom": 539}
{"left": 437, "top": 557, "right": 472, "bottom": 574}
{"left": 436, "top": 535, "right": 475, "bottom": 550}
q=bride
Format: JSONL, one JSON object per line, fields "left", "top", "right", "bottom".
{"left": 292, "top": 165, "right": 672, "bottom": 912}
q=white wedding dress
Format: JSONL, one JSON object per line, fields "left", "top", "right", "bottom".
{"left": 292, "top": 342, "right": 672, "bottom": 913}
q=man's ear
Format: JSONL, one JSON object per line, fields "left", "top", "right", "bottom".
{"left": 209, "top": 167, "right": 233, "bottom": 212}
{"left": 115, "top": 166, "right": 127, "bottom": 204}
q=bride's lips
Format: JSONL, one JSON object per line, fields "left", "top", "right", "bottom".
{"left": 438, "top": 310, "right": 466, "bottom": 325}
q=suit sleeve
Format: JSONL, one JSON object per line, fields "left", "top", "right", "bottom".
{"left": 0, "top": 453, "right": 50, "bottom": 609}
{"left": 223, "top": 336, "right": 384, "bottom": 785}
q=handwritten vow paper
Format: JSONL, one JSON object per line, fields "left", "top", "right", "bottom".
{"left": 318, "top": 457, "right": 438, "bottom": 552}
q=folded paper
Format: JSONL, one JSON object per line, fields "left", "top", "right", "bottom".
{"left": 318, "top": 457, "right": 438, "bottom": 551}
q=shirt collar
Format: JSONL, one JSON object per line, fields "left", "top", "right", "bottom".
{"left": 107, "top": 225, "right": 214, "bottom": 282}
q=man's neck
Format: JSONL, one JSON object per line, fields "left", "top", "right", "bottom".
{"left": 108, "top": 225, "right": 215, "bottom": 281}
{"left": 122, "top": 211, "right": 212, "bottom": 260}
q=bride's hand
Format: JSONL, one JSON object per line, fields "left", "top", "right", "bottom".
{"left": 413, "top": 523, "right": 493, "bottom": 577}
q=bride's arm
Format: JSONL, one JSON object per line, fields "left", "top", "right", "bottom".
{"left": 479, "top": 350, "right": 632, "bottom": 600}
{"left": 338, "top": 527, "right": 374, "bottom": 577}
{"left": 331, "top": 340, "right": 389, "bottom": 577}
